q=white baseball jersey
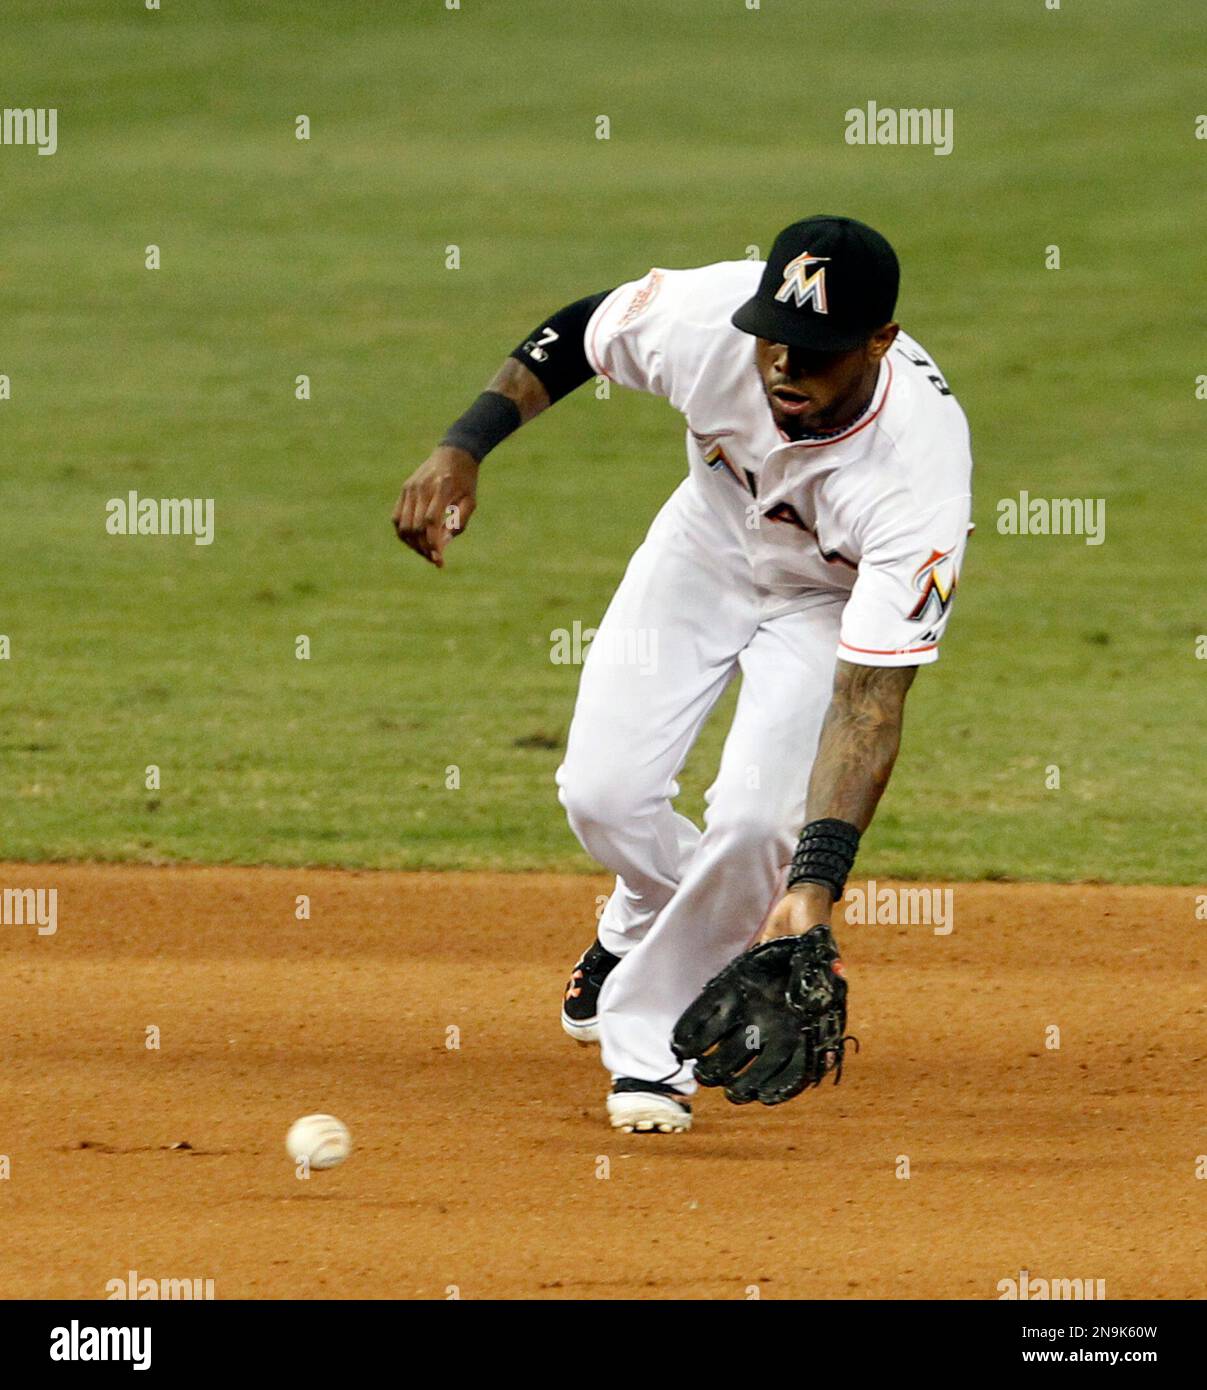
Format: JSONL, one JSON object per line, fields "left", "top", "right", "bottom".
{"left": 559, "top": 257, "right": 974, "bottom": 1089}
{"left": 583, "top": 260, "right": 974, "bottom": 666}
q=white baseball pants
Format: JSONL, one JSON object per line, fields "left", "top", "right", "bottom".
{"left": 556, "top": 482, "right": 844, "bottom": 1090}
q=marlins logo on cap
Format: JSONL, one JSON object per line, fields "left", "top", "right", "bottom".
{"left": 775, "top": 252, "right": 831, "bottom": 314}
{"left": 731, "top": 215, "right": 899, "bottom": 351}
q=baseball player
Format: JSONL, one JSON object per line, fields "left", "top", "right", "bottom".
{"left": 394, "top": 216, "right": 973, "bottom": 1133}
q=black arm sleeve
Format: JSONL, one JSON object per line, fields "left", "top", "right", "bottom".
{"left": 509, "top": 289, "right": 614, "bottom": 403}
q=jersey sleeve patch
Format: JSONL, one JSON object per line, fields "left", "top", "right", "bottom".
{"left": 617, "top": 269, "right": 663, "bottom": 328}
{"left": 584, "top": 269, "right": 672, "bottom": 397}
{"left": 907, "top": 546, "right": 958, "bottom": 625}
{"left": 838, "top": 501, "right": 971, "bottom": 668}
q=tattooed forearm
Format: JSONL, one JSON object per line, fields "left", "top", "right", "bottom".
{"left": 484, "top": 356, "right": 552, "bottom": 425}
{"left": 805, "top": 660, "right": 917, "bottom": 830}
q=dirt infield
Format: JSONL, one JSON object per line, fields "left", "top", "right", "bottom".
{"left": 0, "top": 865, "right": 1201, "bottom": 1300}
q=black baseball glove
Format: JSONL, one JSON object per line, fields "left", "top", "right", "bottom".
{"left": 671, "top": 926, "right": 854, "bottom": 1106}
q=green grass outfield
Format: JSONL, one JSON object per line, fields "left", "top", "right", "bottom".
{"left": 1, "top": 0, "right": 1202, "bottom": 881}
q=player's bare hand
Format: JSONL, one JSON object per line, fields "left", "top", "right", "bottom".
{"left": 392, "top": 446, "right": 479, "bottom": 567}
{"left": 760, "top": 883, "right": 833, "bottom": 942}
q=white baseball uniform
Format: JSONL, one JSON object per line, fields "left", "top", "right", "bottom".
{"left": 555, "top": 260, "right": 973, "bottom": 1090}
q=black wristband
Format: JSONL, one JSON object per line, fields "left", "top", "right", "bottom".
{"left": 440, "top": 391, "right": 522, "bottom": 463}
{"left": 786, "top": 818, "right": 862, "bottom": 901}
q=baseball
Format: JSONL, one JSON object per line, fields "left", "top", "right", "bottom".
{"left": 285, "top": 1114, "right": 352, "bottom": 1170}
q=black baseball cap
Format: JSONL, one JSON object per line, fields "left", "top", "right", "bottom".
{"left": 732, "top": 215, "right": 899, "bottom": 351}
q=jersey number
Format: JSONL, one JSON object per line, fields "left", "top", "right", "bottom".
{"left": 899, "top": 347, "right": 951, "bottom": 396}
